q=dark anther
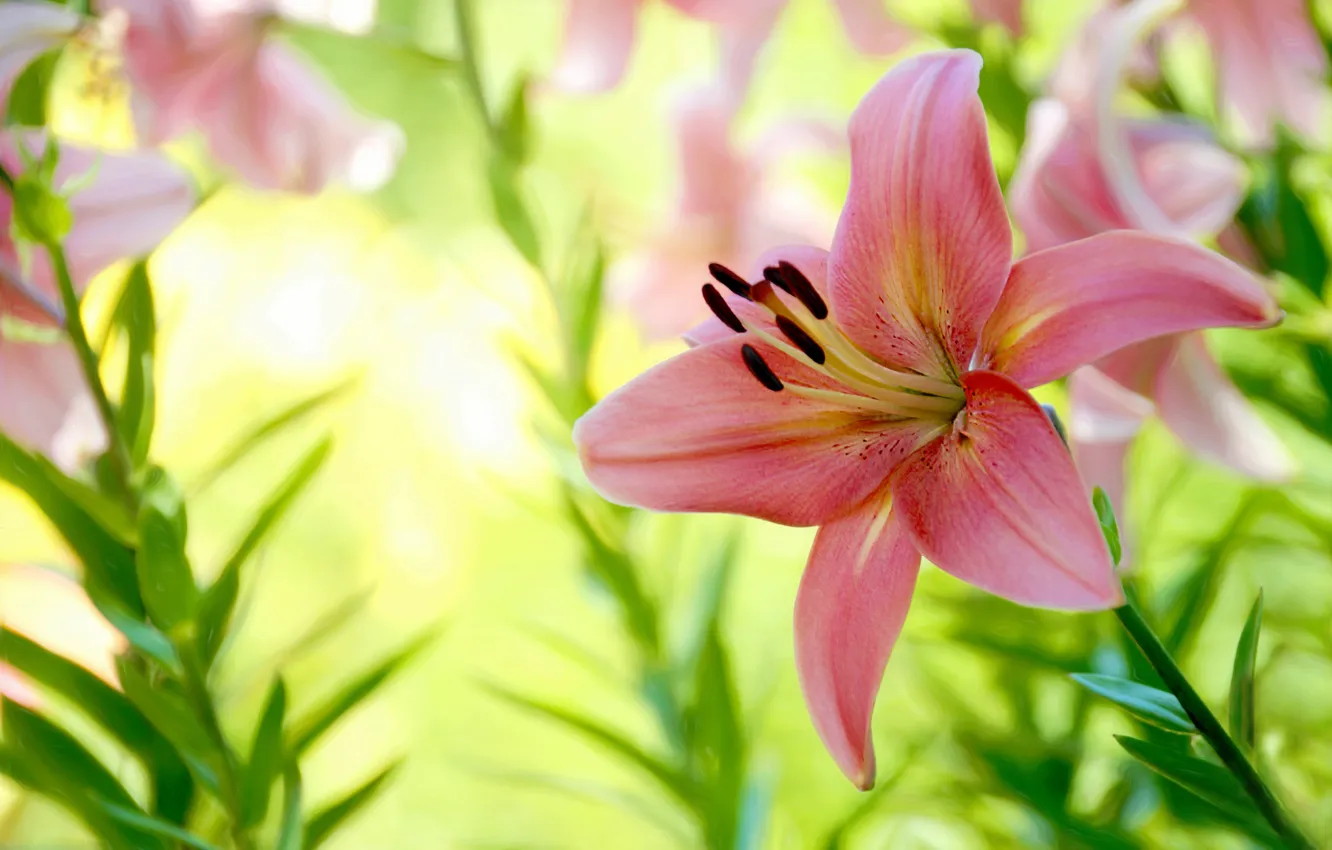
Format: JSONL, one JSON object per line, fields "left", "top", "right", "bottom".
{"left": 741, "top": 344, "right": 784, "bottom": 392}
{"left": 1041, "top": 403, "right": 1069, "bottom": 449}
{"left": 775, "top": 315, "right": 826, "bottom": 365}
{"left": 702, "top": 283, "right": 746, "bottom": 333}
{"left": 708, "top": 263, "right": 752, "bottom": 300}
{"left": 761, "top": 265, "right": 793, "bottom": 294}
{"left": 778, "top": 261, "right": 828, "bottom": 320}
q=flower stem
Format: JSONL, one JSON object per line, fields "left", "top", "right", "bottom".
{"left": 1113, "top": 596, "right": 1314, "bottom": 849}
{"left": 46, "top": 244, "right": 136, "bottom": 506}
{"left": 452, "top": 0, "right": 501, "bottom": 146}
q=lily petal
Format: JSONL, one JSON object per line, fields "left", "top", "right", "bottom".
{"left": 1154, "top": 333, "right": 1294, "bottom": 480}
{"left": 1130, "top": 121, "right": 1247, "bottom": 237}
{"left": 1190, "top": 0, "right": 1328, "bottom": 148}
{"left": 829, "top": 49, "right": 1012, "bottom": 378}
{"left": 1068, "top": 365, "right": 1154, "bottom": 527}
{"left": 0, "top": 338, "right": 106, "bottom": 471}
{"left": 969, "top": 0, "right": 1023, "bottom": 33}
{"left": 551, "top": 0, "right": 641, "bottom": 93}
{"left": 894, "top": 370, "right": 1122, "bottom": 610}
{"left": 830, "top": 0, "right": 915, "bottom": 55}
{"left": 983, "top": 231, "right": 1278, "bottom": 389}
{"left": 575, "top": 335, "right": 939, "bottom": 526}
{"left": 0, "top": 1, "right": 80, "bottom": 107}
{"left": 795, "top": 491, "right": 920, "bottom": 790}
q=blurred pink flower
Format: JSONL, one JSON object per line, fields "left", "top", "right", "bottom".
{"left": 971, "top": 0, "right": 1023, "bottom": 33}
{"left": 0, "top": 131, "right": 193, "bottom": 467}
{"left": 105, "top": 0, "right": 403, "bottom": 193}
{"left": 1186, "top": 0, "right": 1328, "bottom": 148}
{"left": 0, "top": 1, "right": 82, "bottom": 107}
{"left": 576, "top": 51, "right": 1278, "bottom": 787}
{"left": 615, "top": 86, "right": 839, "bottom": 339}
{"left": 551, "top": 0, "right": 915, "bottom": 97}
{"left": 0, "top": 564, "right": 126, "bottom": 707}
{"left": 1010, "top": 0, "right": 1292, "bottom": 523}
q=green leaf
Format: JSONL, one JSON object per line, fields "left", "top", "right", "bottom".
{"left": 1229, "top": 592, "right": 1264, "bottom": 751}
{"left": 487, "top": 155, "right": 541, "bottom": 269}
{"left": 1237, "top": 138, "right": 1328, "bottom": 298}
{"left": 115, "top": 261, "right": 158, "bottom": 466}
{"left": 0, "top": 430, "right": 142, "bottom": 613}
{"left": 99, "top": 802, "right": 221, "bottom": 850}
{"left": 136, "top": 502, "right": 197, "bottom": 630}
{"left": 37, "top": 453, "right": 137, "bottom": 546}
{"left": 277, "top": 765, "right": 305, "bottom": 850}
{"left": 4, "top": 49, "right": 61, "bottom": 127}
{"left": 0, "top": 626, "right": 172, "bottom": 761}
{"left": 1092, "top": 487, "right": 1122, "bottom": 566}
{"left": 303, "top": 763, "right": 399, "bottom": 850}
{"left": 1071, "top": 674, "right": 1195, "bottom": 734}
{"left": 100, "top": 603, "right": 182, "bottom": 673}
{"left": 1114, "top": 736, "right": 1276, "bottom": 842}
{"left": 242, "top": 678, "right": 288, "bottom": 827}
{"left": 190, "top": 380, "right": 353, "bottom": 492}
{"left": 197, "top": 438, "right": 333, "bottom": 664}
{"left": 1, "top": 702, "right": 168, "bottom": 850}
{"left": 484, "top": 684, "right": 695, "bottom": 807}
{"left": 288, "top": 631, "right": 434, "bottom": 756}
{"left": 496, "top": 75, "right": 530, "bottom": 165}
{"left": 117, "top": 659, "right": 224, "bottom": 796}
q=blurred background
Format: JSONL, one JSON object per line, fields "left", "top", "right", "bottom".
{"left": 3, "top": 0, "right": 1332, "bottom": 847}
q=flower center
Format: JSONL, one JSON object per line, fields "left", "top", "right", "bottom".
{"left": 703, "top": 262, "right": 966, "bottom": 422}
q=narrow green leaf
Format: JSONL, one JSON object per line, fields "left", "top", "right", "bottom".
{"left": 484, "top": 684, "right": 695, "bottom": 807}
{"left": 1072, "top": 674, "right": 1195, "bottom": 734}
{"left": 5, "top": 50, "right": 61, "bottom": 127}
{"left": 136, "top": 505, "right": 197, "bottom": 630}
{"left": 277, "top": 766, "right": 305, "bottom": 850}
{"left": 99, "top": 802, "right": 221, "bottom": 850}
{"left": 115, "top": 261, "right": 158, "bottom": 465}
{"left": 1, "top": 702, "right": 167, "bottom": 850}
{"left": 190, "top": 380, "right": 354, "bottom": 492}
{"left": 303, "top": 763, "right": 399, "bottom": 850}
{"left": 117, "top": 659, "right": 224, "bottom": 796}
{"left": 37, "top": 453, "right": 137, "bottom": 545}
{"left": 98, "top": 602, "right": 182, "bottom": 673}
{"left": 1114, "top": 736, "right": 1276, "bottom": 842}
{"left": 1092, "top": 487, "right": 1122, "bottom": 566}
{"left": 288, "top": 631, "right": 434, "bottom": 756}
{"left": 242, "top": 678, "right": 288, "bottom": 827}
{"left": 496, "top": 75, "right": 530, "bottom": 164}
{"left": 0, "top": 627, "right": 171, "bottom": 760}
{"left": 1229, "top": 592, "right": 1264, "bottom": 750}
{"left": 0, "top": 430, "right": 142, "bottom": 613}
{"left": 487, "top": 155, "right": 541, "bottom": 269}
{"left": 197, "top": 439, "right": 333, "bottom": 664}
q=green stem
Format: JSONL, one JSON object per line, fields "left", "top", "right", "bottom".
{"left": 1114, "top": 597, "right": 1314, "bottom": 849}
{"left": 46, "top": 243, "right": 136, "bottom": 506}
{"left": 452, "top": 0, "right": 501, "bottom": 146}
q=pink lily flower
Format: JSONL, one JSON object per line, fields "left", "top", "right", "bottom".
{"left": 104, "top": 0, "right": 403, "bottom": 193}
{"left": 574, "top": 50, "right": 1279, "bottom": 788}
{"left": 551, "top": 0, "right": 915, "bottom": 97}
{"left": 1010, "top": 0, "right": 1292, "bottom": 522}
{"left": 615, "top": 86, "right": 838, "bottom": 339}
{"left": 1185, "top": 0, "right": 1328, "bottom": 148}
{"left": 0, "top": 1, "right": 82, "bottom": 108}
{"left": 0, "top": 132, "right": 193, "bottom": 467}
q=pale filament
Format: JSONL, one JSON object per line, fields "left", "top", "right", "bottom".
{"left": 741, "top": 324, "right": 962, "bottom": 419}
{"left": 753, "top": 283, "right": 965, "bottom": 401}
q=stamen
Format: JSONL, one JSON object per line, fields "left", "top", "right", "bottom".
{"left": 761, "top": 265, "right": 793, "bottom": 295}
{"left": 708, "top": 263, "right": 752, "bottom": 300}
{"left": 777, "top": 261, "right": 828, "bottom": 320}
{"left": 775, "top": 315, "right": 826, "bottom": 365}
{"left": 740, "top": 344, "right": 784, "bottom": 392}
{"left": 702, "top": 283, "right": 746, "bottom": 333}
